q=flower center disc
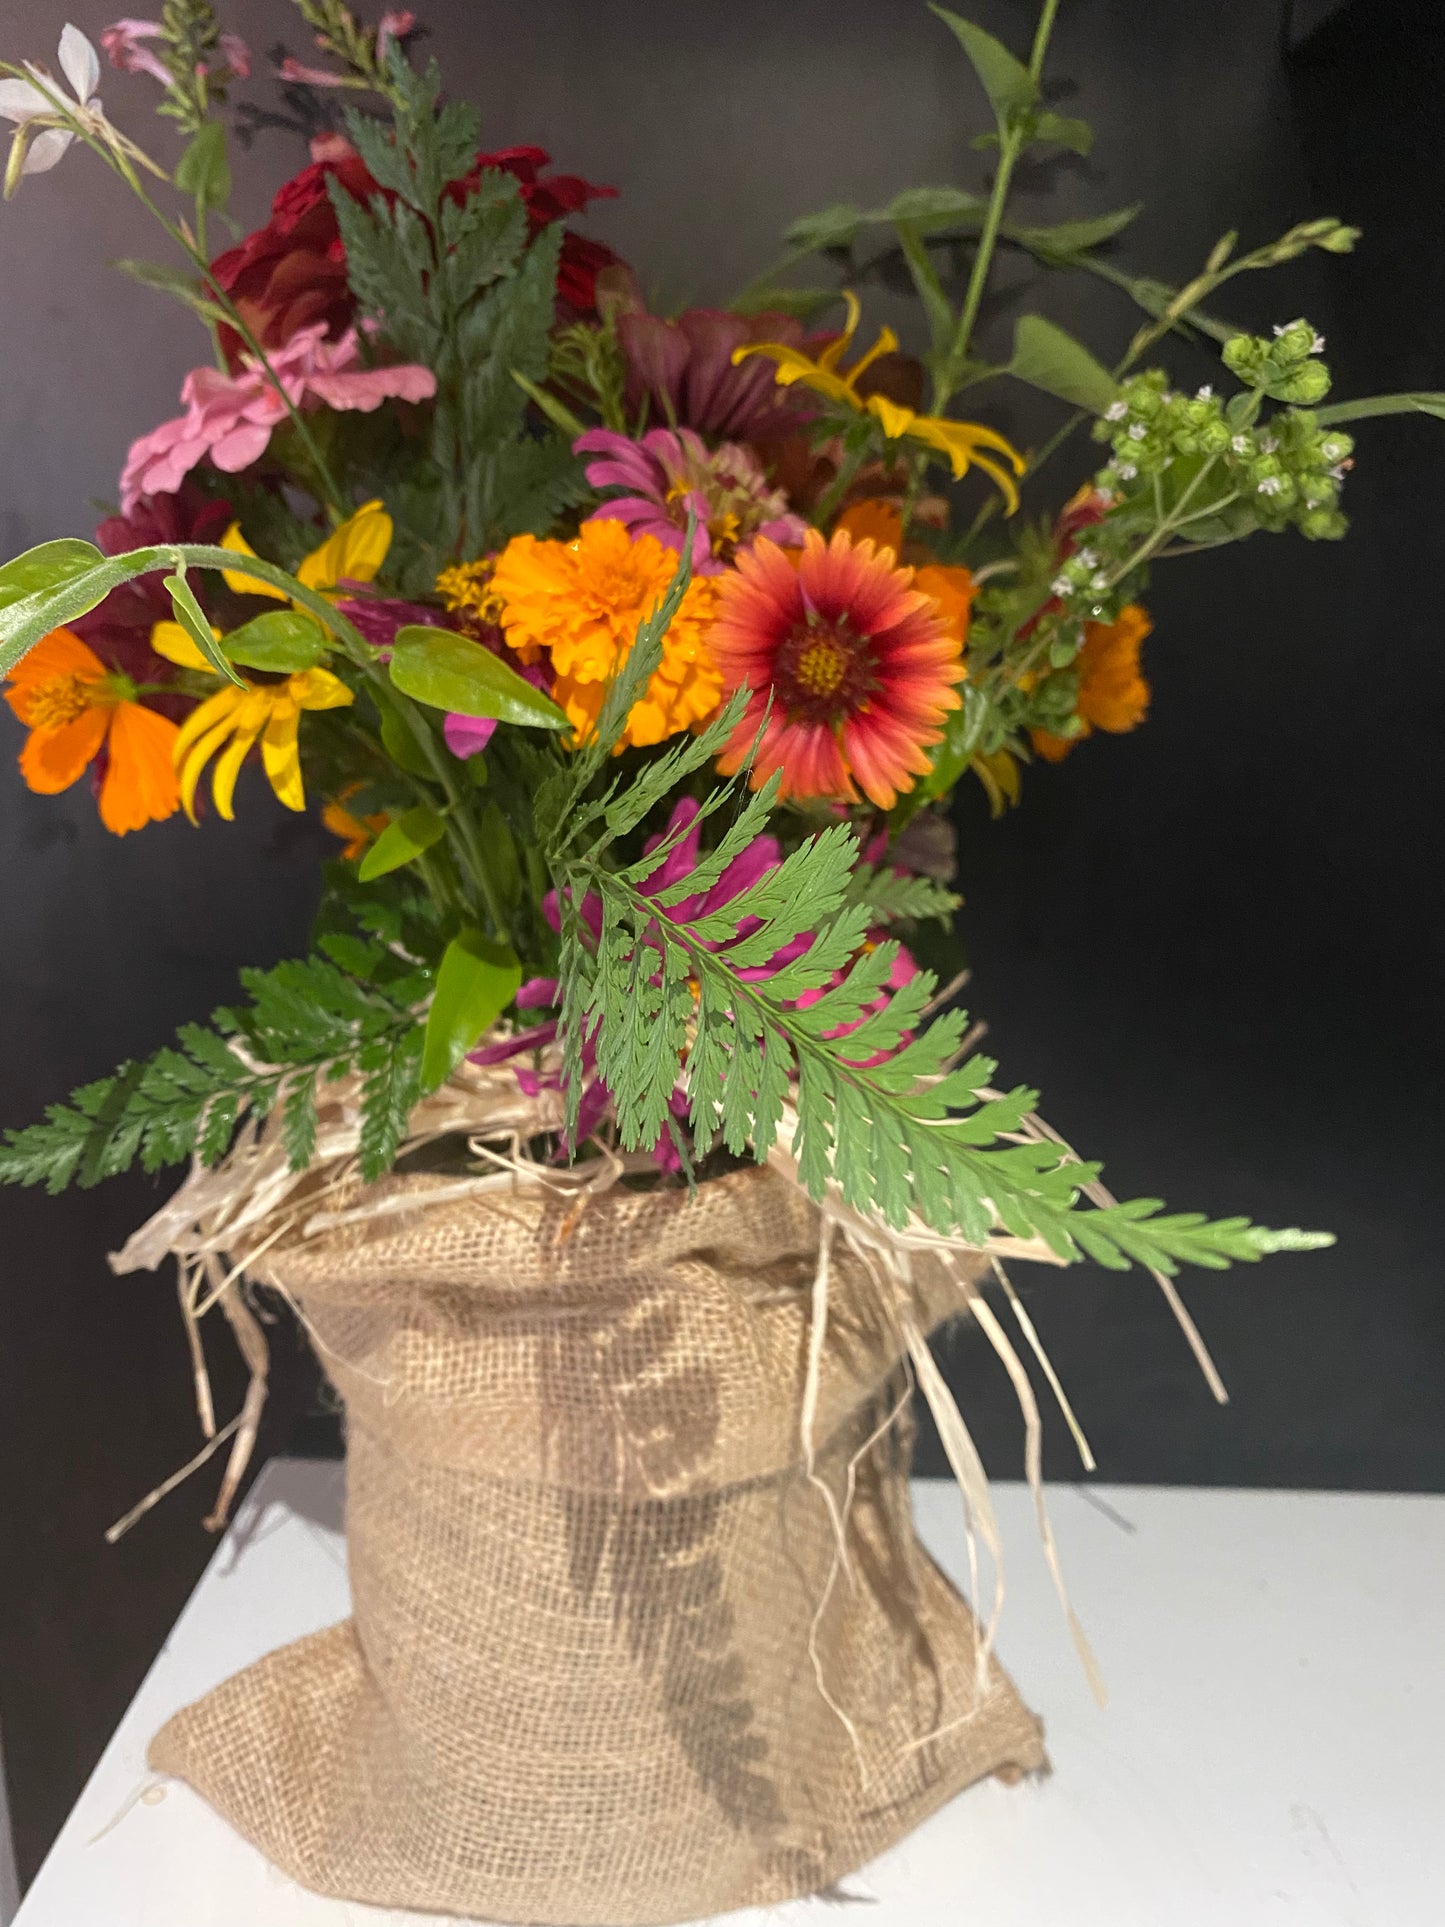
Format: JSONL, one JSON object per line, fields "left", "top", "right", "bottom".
{"left": 28, "top": 672, "right": 100, "bottom": 730}
{"left": 774, "top": 617, "right": 874, "bottom": 723}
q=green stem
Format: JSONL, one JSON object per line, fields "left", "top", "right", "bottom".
{"left": 939, "top": 0, "right": 1062, "bottom": 409}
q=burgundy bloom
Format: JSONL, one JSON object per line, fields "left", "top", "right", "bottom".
{"left": 210, "top": 134, "right": 622, "bottom": 367}
{"left": 616, "top": 308, "right": 824, "bottom": 442}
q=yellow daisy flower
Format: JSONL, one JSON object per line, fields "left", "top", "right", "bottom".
{"left": 172, "top": 667, "right": 354, "bottom": 821}
{"left": 732, "top": 292, "right": 1025, "bottom": 511}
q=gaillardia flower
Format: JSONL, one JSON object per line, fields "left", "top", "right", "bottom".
{"left": 4, "top": 626, "right": 179, "bottom": 833}
{"left": 490, "top": 519, "right": 722, "bottom": 748}
{"left": 711, "top": 527, "right": 963, "bottom": 811}
{"left": 1031, "top": 605, "right": 1152, "bottom": 762}
{"left": 576, "top": 426, "right": 806, "bottom": 572}
{"left": 734, "top": 292, "right": 1025, "bottom": 510}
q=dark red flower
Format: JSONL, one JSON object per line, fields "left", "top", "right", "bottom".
{"left": 71, "top": 486, "right": 233, "bottom": 702}
{"left": 616, "top": 307, "right": 825, "bottom": 443}
{"left": 210, "top": 134, "right": 622, "bottom": 366}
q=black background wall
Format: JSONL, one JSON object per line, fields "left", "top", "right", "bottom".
{"left": 1, "top": 0, "right": 1440, "bottom": 1885}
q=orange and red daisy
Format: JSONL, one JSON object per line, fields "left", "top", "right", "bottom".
{"left": 711, "top": 527, "right": 964, "bottom": 810}
{"left": 4, "top": 627, "right": 180, "bottom": 834}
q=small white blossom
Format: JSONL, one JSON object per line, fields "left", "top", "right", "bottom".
{"left": 1321, "top": 436, "right": 1347, "bottom": 461}
{"left": 1259, "top": 433, "right": 1279, "bottom": 453}
{"left": 1328, "top": 463, "right": 1348, "bottom": 482}
{"left": 1104, "top": 399, "right": 1127, "bottom": 422}
{"left": 1076, "top": 548, "right": 1099, "bottom": 569}
{"left": 1231, "top": 434, "right": 1251, "bottom": 455}
{"left": 1195, "top": 384, "right": 1214, "bottom": 401}
{"left": 1257, "top": 475, "right": 1283, "bottom": 496}
{"left": 1050, "top": 574, "right": 1074, "bottom": 598}
{"left": 1090, "top": 571, "right": 1109, "bottom": 591}
{"left": 1093, "top": 487, "right": 1115, "bottom": 508}
{"left": 1127, "top": 421, "right": 1147, "bottom": 442}
{"left": 0, "top": 26, "right": 103, "bottom": 179}
{"left": 1117, "top": 461, "right": 1138, "bottom": 480}
{"left": 1311, "top": 331, "right": 1326, "bottom": 353}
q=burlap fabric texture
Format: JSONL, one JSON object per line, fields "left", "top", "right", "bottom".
{"left": 150, "top": 1162, "right": 1046, "bottom": 1925}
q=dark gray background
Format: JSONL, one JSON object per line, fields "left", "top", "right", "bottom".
{"left": 1, "top": 0, "right": 1440, "bottom": 1885}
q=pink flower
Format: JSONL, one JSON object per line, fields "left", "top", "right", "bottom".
{"left": 101, "top": 18, "right": 249, "bottom": 84}
{"left": 575, "top": 426, "right": 806, "bottom": 575}
{"left": 119, "top": 323, "right": 436, "bottom": 510}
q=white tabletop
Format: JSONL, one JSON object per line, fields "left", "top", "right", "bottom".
{"left": 12, "top": 1461, "right": 1443, "bottom": 1926}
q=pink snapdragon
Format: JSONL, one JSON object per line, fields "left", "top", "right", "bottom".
{"left": 101, "top": 19, "right": 250, "bottom": 85}
{"left": 119, "top": 322, "right": 436, "bottom": 510}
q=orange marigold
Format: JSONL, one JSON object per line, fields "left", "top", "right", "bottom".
{"left": 4, "top": 627, "right": 180, "bottom": 834}
{"left": 1032, "top": 604, "right": 1152, "bottom": 763}
{"left": 489, "top": 519, "right": 722, "bottom": 747}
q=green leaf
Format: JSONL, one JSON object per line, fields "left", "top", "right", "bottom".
{"left": 1008, "top": 203, "right": 1143, "bottom": 257}
{"left": 1029, "top": 110, "right": 1093, "bottom": 154}
{"left": 930, "top": 6, "right": 1038, "bottom": 126}
{"left": 1007, "top": 314, "right": 1119, "bottom": 414}
{"left": 421, "top": 929, "right": 522, "bottom": 1091}
{"left": 0, "top": 538, "right": 104, "bottom": 617}
{"left": 389, "top": 627, "right": 568, "bottom": 729}
{"left": 163, "top": 569, "right": 246, "bottom": 687}
{"left": 1312, "top": 392, "right": 1445, "bottom": 426}
{"left": 174, "top": 121, "right": 231, "bottom": 212}
{"left": 222, "top": 609, "right": 329, "bottom": 673}
{"left": 782, "top": 202, "right": 866, "bottom": 252}
{"left": 884, "top": 184, "right": 990, "bottom": 228}
{"left": 358, "top": 804, "right": 448, "bottom": 882}
{"left": 896, "top": 220, "right": 957, "bottom": 357}
{"left": 376, "top": 691, "right": 438, "bottom": 778}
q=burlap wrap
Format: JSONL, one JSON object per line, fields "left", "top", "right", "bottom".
{"left": 149, "top": 1163, "right": 1045, "bottom": 1925}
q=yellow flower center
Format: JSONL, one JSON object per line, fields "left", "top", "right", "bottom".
{"left": 436, "top": 559, "right": 505, "bottom": 628}
{"left": 27, "top": 671, "right": 104, "bottom": 729}
{"left": 794, "top": 636, "right": 848, "bottom": 698}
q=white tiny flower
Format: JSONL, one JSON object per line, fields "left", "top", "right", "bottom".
{"left": 1257, "top": 475, "right": 1283, "bottom": 496}
{"left": 1093, "top": 487, "right": 1115, "bottom": 507}
{"left": 1090, "top": 570, "right": 1109, "bottom": 591}
{"left": 1127, "top": 421, "right": 1147, "bottom": 441}
{"left": 1076, "top": 547, "right": 1098, "bottom": 569}
{"left": 1311, "top": 331, "right": 1326, "bottom": 353}
{"left": 1328, "top": 463, "right": 1348, "bottom": 482}
{"left": 0, "top": 25, "right": 103, "bottom": 177}
{"left": 1104, "top": 399, "right": 1127, "bottom": 422}
{"left": 1272, "top": 323, "right": 1287, "bottom": 337}
{"left": 1050, "top": 574, "right": 1073, "bottom": 598}
{"left": 1231, "top": 434, "right": 1251, "bottom": 455}
{"left": 1259, "top": 433, "right": 1279, "bottom": 453}
{"left": 1117, "top": 461, "right": 1138, "bottom": 480}
{"left": 1195, "top": 384, "right": 1214, "bottom": 401}
{"left": 1321, "top": 436, "right": 1347, "bottom": 461}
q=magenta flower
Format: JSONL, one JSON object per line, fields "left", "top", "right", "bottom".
{"left": 119, "top": 323, "right": 436, "bottom": 510}
{"left": 616, "top": 307, "right": 824, "bottom": 443}
{"left": 575, "top": 426, "right": 806, "bottom": 574}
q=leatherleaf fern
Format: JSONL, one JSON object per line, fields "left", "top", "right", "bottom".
{"left": 0, "top": 928, "right": 430, "bottom": 1194}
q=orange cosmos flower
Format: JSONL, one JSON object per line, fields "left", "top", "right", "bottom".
{"left": 490, "top": 518, "right": 722, "bottom": 748}
{"left": 3, "top": 627, "right": 180, "bottom": 834}
{"left": 1031, "top": 604, "right": 1153, "bottom": 762}
{"left": 711, "top": 527, "right": 964, "bottom": 811}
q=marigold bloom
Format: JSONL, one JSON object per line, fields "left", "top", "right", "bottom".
{"left": 3, "top": 626, "right": 179, "bottom": 833}
{"left": 733, "top": 293, "right": 1025, "bottom": 511}
{"left": 1031, "top": 604, "right": 1153, "bottom": 762}
{"left": 490, "top": 519, "right": 722, "bottom": 748}
{"left": 711, "top": 528, "right": 963, "bottom": 811}
{"left": 173, "top": 668, "right": 354, "bottom": 821}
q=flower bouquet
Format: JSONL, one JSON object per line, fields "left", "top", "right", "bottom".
{"left": 1, "top": 3, "right": 1433, "bottom": 1921}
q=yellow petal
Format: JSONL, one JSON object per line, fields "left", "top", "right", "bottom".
{"left": 260, "top": 702, "right": 305, "bottom": 811}
{"left": 209, "top": 708, "right": 269, "bottom": 821}
{"left": 816, "top": 290, "right": 861, "bottom": 373}
{"left": 150, "top": 618, "right": 220, "bottom": 672}
{"left": 297, "top": 500, "right": 392, "bottom": 594}
{"left": 219, "top": 521, "right": 289, "bottom": 601}
{"left": 842, "top": 322, "right": 901, "bottom": 391}
{"left": 173, "top": 683, "right": 245, "bottom": 773}
{"left": 177, "top": 709, "right": 243, "bottom": 824}
{"left": 965, "top": 450, "right": 1022, "bottom": 515}
{"left": 290, "top": 666, "right": 355, "bottom": 712}
{"left": 865, "top": 393, "right": 919, "bottom": 441}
